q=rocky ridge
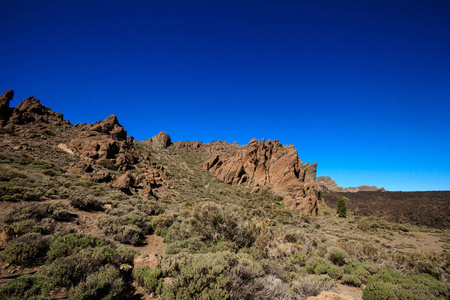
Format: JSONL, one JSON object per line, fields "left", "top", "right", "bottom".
{"left": 204, "top": 138, "right": 319, "bottom": 215}
{"left": 0, "top": 90, "right": 68, "bottom": 127}
{"left": 0, "top": 89, "right": 319, "bottom": 214}
{"left": 315, "top": 176, "right": 385, "bottom": 193}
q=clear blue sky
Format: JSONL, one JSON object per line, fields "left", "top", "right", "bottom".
{"left": 1, "top": 0, "right": 449, "bottom": 191}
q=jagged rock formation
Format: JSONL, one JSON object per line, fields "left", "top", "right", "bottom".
{"left": 0, "top": 90, "right": 68, "bottom": 126}
{"left": 66, "top": 115, "right": 135, "bottom": 171}
{"left": 316, "top": 176, "right": 385, "bottom": 192}
{"left": 204, "top": 138, "right": 319, "bottom": 214}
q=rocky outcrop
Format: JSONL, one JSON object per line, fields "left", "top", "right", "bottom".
{"left": 0, "top": 90, "right": 68, "bottom": 126}
{"left": 145, "top": 132, "right": 172, "bottom": 149}
{"left": 0, "top": 90, "right": 14, "bottom": 126}
{"left": 112, "top": 164, "right": 172, "bottom": 198}
{"left": 66, "top": 115, "right": 135, "bottom": 171}
{"left": 315, "top": 176, "right": 385, "bottom": 193}
{"left": 204, "top": 138, "right": 319, "bottom": 215}
{"left": 67, "top": 161, "right": 112, "bottom": 183}
{"left": 174, "top": 141, "right": 202, "bottom": 150}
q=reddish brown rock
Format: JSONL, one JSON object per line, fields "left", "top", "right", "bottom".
{"left": 67, "top": 115, "right": 135, "bottom": 171}
{"left": 147, "top": 132, "right": 172, "bottom": 149}
{"left": 204, "top": 138, "right": 319, "bottom": 215}
{"left": 10, "top": 96, "right": 67, "bottom": 125}
{"left": 174, "top": 140, "right": 202, "bottom": 150}
{"left": 112, "top": 164, "right": 172, "bottom": 198}
{"left": 0, "top": 226, "right": 13, "bottom": 250}
{"left": 67, "top": 161, "right": 112, "bottom": 183}
{"left": 0, "top": 90, "right": 68, "bottom": 126}
{"left": 0, "top": 90, "right": 14, "bottom": 126}
{"left": 315, "top": 176, "right": 385, "bottom": 193}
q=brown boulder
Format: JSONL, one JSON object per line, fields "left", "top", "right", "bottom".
{"left": 0, "top": 226, "right": 13, "bottom": 250}
{"left": 147, "top": 132, "right": 172, "bottom": 149}
{"left": 204, "top": 138, "right": 319, "bottom": 215}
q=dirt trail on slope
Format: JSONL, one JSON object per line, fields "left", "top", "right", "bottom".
{"left": 133, "top": 234, "right": 166, "bottom": 269}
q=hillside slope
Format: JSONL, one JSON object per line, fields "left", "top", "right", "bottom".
{"left": 0, "top": 90, "right": 449, "bottom": 300}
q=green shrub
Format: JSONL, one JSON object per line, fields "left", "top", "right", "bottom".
{"left": 47, "top": 233, "right": 107, "bottom": 261}
{"left": 151, "top": 214, "right": 175, "bottom": 237}
{"left": 47, "top": 202, "right": 75, "bottom": 221}
{"left": 71, "top": 195, "right": 103, "bottom": 211}
{"left": 41, "top": 245, "right": 117, "bottom": 288}
{"left": 133, "top": 267, "right": 162, "bottom": 293}
{"left": 2, "top": 233, "right": 53, "bottom": 266}
{"left": 336, "top": 197, "right": 347, "bottom": 218}
{"left": 306, "top": 257, "right": 330, "bottom": 274}
{"left": 0, "top": 274, "right": 50, "bottom": 299}
{"left": 160, "top": 251, "right": 265, "bottom": 300}
{"left": 327, "top": 265, "right": 344, "bottom": 279}
{"left": 363, "top": 281, "right": 399, "bottom": 300}
{"left": 328, "top": 247, "right": 347, "bottom": 266}
{"left": 98, "top": 216, "right": 145, "bottom": 245}
{"left": 341, "top": 274, "right": 362, "bottom": 287}
{"left": 97, "top": 159, "right": 117, "bottom": 170}
{"left": 68, "top": 265, "right": 125, "bottom": 300}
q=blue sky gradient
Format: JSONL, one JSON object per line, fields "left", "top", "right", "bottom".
{"left": 1, "top": 0, "right": 449, "bottom": 191}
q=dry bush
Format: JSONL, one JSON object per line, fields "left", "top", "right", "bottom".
{"left": 292, "top": 275, "right": 338, "bottom": 299}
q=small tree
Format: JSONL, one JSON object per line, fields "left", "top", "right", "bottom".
{"left": 336, "top": 197, "right": 347, "bottom": 218}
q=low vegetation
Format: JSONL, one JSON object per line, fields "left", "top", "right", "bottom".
{"left": 0, "top": 120, "right": 448, "bottom": 299}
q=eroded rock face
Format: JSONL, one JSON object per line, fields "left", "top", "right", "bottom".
{"left": 66, "top": 115, "right": 135, "bottom": 171}
{"left": 0, "top": 90, "right": 68, "bottom": 126}
{"left": 204, "top": 138, "right": 319, "bottom": 215}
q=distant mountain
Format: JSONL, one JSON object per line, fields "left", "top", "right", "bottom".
{"left": 315, "top": 176, "right": 385, "bottom": 192}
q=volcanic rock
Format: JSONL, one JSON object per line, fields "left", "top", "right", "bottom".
{"left": 67, "top": 161, "right": 112, "bottom": 183}
{"left": 112, "top": 164, "right": 172, "bottom": 198}
{"left": 67, "top": 115, "right": 135, "bottom": 171}
{"left": 146, "top": 132, "right": 172, "bottom": 149}
{"left": 315, "top": 176, "right": 385, "bottom": 192}
{"left": 0, "top": 90, "right": 14, "bottom": 126}
{"left": 174, "top": 141, "right": 202, "bottom": 150}
{"left": 204, "top": 138, "right": 319, "bottom": 215}
{"left": 0, "top": 90, "right": 68, "bottom": 126}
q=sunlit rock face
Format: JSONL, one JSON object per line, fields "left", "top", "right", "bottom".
{"left": 204, "top": 138, "right": 319, "bottom": 215}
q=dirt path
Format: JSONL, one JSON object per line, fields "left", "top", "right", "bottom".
{"left": 133, "top": 234, "right": 167, "bottom": 269}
